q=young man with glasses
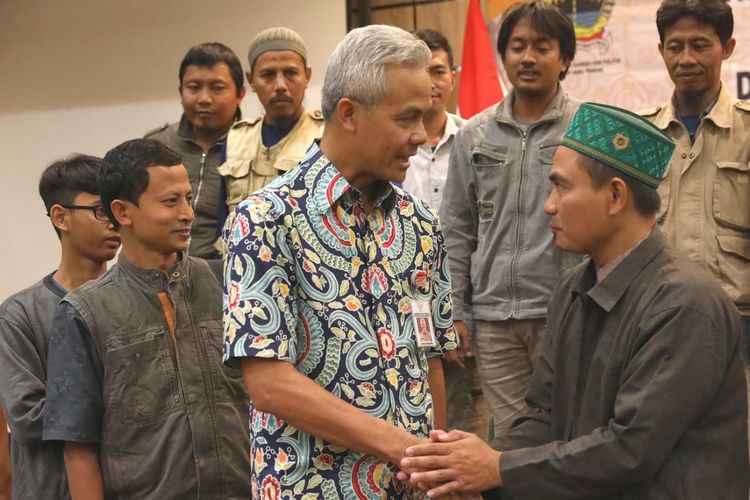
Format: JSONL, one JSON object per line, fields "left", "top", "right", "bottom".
{"left": 0, "top": 155, "right": 119, "bottom": 499}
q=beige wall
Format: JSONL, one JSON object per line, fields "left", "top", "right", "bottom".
{"left": 0, "top": 0, "right": 346, "bottom": 300}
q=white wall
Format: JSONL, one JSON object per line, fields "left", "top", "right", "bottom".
{"left": 0, "top": 0, "right": 346, "bottom": 300}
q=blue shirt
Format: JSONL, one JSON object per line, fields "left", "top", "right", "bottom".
{"left": 222, "top": 142, "right": 457, "bottom": 498}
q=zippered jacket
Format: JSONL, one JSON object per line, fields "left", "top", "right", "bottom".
{"left": 43, "top": 256, "right": 251, "bottom": 499}
{"left": 440, "top": 88, "right": 580, "bottom": 322}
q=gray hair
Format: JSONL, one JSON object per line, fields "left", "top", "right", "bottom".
{"left": 321, "top": 24, "right": 431, "bottom": 120}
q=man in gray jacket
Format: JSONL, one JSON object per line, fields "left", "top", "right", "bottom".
{"left": 440, "top": 0, "right": 579, "bottom": 439}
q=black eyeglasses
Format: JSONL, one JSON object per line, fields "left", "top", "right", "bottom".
{"left": 59, "top": 205, "right": 110, "bottom": 222}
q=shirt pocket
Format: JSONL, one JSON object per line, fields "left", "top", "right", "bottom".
{"left": 713, "top": 161, "right": 750, "bottom": 304}
{"left": 220, "top": 158, "right": 253, "bottom": 209}
{"left": 538, "top": 143, "right": 558, "bottom": 196}
{"left": 104, "top": 331, "right": 180, "bottom": 423}
{"left": 715, "top": 234, "right": 750, "bottom": 304}
{"left": 470, "top": 145, "right": 508, "bottom": 224}
{"left": 713, "top": 161, "right": 750, "bottom": 231}
{"left": 198, "top": 319, "right": 247, "bottom": 402}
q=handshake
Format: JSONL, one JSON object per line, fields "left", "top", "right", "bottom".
{"left": 396, "top": 429, "right": 503, "bottom": 499}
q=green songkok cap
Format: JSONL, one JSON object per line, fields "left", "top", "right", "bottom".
{"left": 561, "top": 102, "right": 675, "bottom": 188}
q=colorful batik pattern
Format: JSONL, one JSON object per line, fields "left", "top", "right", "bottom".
{"left": 223, "top": 143, "right": 457, "bottom": 498}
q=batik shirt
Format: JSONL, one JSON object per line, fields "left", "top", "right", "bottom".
{"left": 223, "top": 142, "right": 457, "bottom": 499}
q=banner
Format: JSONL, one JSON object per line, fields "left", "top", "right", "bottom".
{"left": 490, "top": 0, "right": 750, "bottom": 110}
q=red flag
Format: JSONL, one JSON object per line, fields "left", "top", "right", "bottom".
{"left": 458, "top": 0, "right": 504, "bottom": 119}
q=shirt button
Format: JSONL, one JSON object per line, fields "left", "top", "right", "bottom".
{"left": 434, "top": 188, "right": 439, "bottom": 193}
{"left": 681, "top": 153, "right": 687, "bottom": 159}
{"left": 431, "top": 158, "right": 436, "bottom": 162}
{"left": 688, "top": 153, "right": 695, "bottom": 158}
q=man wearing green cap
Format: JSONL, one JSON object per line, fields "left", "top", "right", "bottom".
{"left": 397, "top": 103, "right": 749, "bottom": 499}
{"left": 218, "top": 26, "right": 324, "bottom": 218}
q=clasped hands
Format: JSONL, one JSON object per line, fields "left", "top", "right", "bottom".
{"left": 397, "top": 429, "right": 502, "bottom": 499}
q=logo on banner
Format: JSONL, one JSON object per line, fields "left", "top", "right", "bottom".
{"left": 546, "top": 0, "right": 616, "bottom": 46}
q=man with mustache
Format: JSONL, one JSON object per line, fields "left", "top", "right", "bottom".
{"left": 0, "top": 154, "right": 119, "bottom": 499}
{"left": 640, "top": 0, "right": 750, "bottom": 447}
{"left": 42, "top": 139, "right": 251, "bottom": 499}
{"left": 146, "top": 42, "right": 246, "bottom": 259}
{"left": 218, "top": 26, "right": 324, "bottom": 216}
{"left": 440, "top": 1, "right": 580, "bottom": 441}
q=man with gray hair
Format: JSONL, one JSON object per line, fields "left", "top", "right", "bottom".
{"left": 218, "top": 26, "right": 324, "bottom": 217}
{"left": 222, "top": 24, "right": 457, "bottom": 498}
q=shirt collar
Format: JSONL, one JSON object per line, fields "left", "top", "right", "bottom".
{"left": 594, "top": 230, "right": 652, "bottom": 282}
{"left": 702, "top": 81, "right": 733, "bottom": 129}
{"left": 307, "top": 142, "right": 398, "bottom": 215}
{"left": 654, "top": 81, "right": 732, "bottom": 131}
{"left": 117, "top": 252, "right": 188, "bottom": 291}
{"left": 43, "top": 271, "right": 69, "bottom": 299}
{"left": 495, "top": 85, "right": 567, "bottom": 127}
{"left": 574, "top": 228, "right": 666, "bottom": 312}
{"left": 442, "top": 113, "right": 461, "bottom": 140}
{"left": 176, "top": 114, "right": 231, "bottom": 145}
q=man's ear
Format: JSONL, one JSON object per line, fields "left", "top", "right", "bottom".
{"left": 723, "top": 38, "right": 736, "bottom": 60}
{"left": 336, "top": 98, "right": 359, "bottom": 133}
{"left": 110, "top": 200, "right": 132, "bottom": 228}
{"left": 305, "top": 66, "right": 312, "bottom": 87}
{"left": 560, "top": 57, "right": 572, "bottom": 77}
{"left": 48, "top": 204, "right": 69, "bottom": 234}
{"left": 246, "top": 71, "right": 256, "bottom": 93}
{"left": 608, "top": 177, "right": 629, "bottom": 216}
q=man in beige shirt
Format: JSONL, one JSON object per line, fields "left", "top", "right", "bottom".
{"left": 641, "top": 0, "right": 750, "bottom": 445}
{"left": 218, "top": 26, "right": 324, "bottom": 214}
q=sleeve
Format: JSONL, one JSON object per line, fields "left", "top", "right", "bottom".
{"left": 42, "top": 301, "right": 103, "bottom": 443}
{"left": 499, "top": 306, "right": 736, "bottom": 499}
{"left": 0, "top": 314, "right": 47, "bottom": 444}
{"left": 216, "top": 151, "right": 230, "bottom": 235}
{"left": 222, "top": 196, "right": 298, "bottom": 366}
{"left": 438, "top": 126, "right": 478, "bottom": 321}
{"left": 427, "top": 215, "right": 458, "bottom": 358}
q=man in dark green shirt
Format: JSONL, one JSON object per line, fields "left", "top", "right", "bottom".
{"left": 146, "top": 42, "right": 246, "bottom": 258}
{"left": 399, "top": 103, "right": 749, "bottom": 499}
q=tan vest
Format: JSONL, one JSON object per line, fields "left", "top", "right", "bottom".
{"left": 218, "top": 109, "right": 325, "bottom": 211}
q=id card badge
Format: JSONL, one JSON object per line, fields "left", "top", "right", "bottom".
{"left": 411, "top": 299, "right": 437, "bottom": 348}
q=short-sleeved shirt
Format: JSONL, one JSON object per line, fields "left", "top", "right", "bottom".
{"left": 223, "top": 142, "right": 457, "bottom": 498}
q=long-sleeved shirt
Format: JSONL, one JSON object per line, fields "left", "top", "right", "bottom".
{"left": 494, "top": 229, "right": 749, "bottom": 499}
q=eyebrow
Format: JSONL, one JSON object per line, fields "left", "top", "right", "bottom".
{"left": 397, "top": 106, "right": 422, "bottom": 117}
{"left": 549, "top": 171, "right": 565, "bottom": 183}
